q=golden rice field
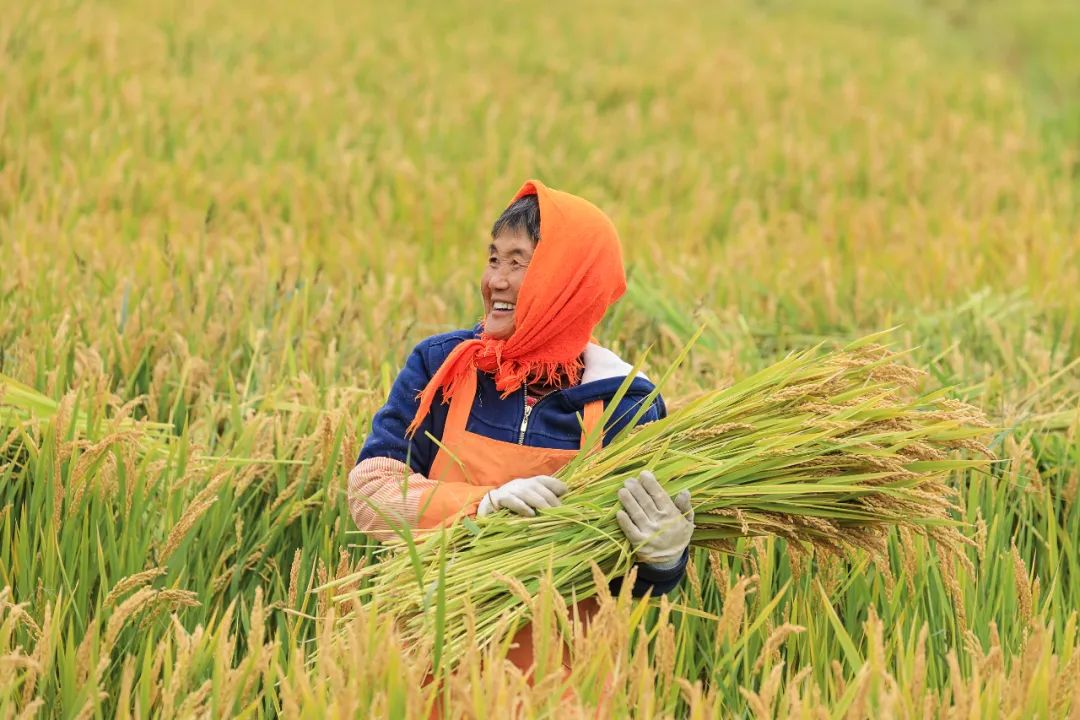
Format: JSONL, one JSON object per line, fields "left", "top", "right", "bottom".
{"left": 1, "top": 0, "right": 1078, "bottom": 716}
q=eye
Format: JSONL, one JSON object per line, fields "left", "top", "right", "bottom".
{"left": 488, "top": 256, "right": 498, "bottom": 267}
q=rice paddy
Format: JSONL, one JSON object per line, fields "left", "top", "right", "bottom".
{"left": 1, "top": 0, "right": 1078, "bottom": 717}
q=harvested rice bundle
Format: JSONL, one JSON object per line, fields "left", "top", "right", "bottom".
{"left": 335, "top": 338, "right": 992, "bottom": 666}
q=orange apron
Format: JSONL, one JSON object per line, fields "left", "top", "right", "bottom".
{"left": 426, "top": 369, "right": 603, "bottom": 674}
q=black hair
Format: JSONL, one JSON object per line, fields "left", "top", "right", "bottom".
{"left": 490, "top": 194, "right": 540, "bottom": 243}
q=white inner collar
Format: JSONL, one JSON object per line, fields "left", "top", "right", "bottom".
{"left": 580, "top": 343, "right": 650, "bottom": 385}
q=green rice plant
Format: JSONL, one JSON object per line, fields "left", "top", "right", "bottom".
{"left": 336, "top": 338, "right": 993, "bottom": 665}
{"left": 0, "top": 373, "right": 173, "bottom": 459}
{"left": 1, "top": 0, "right": 1077, "bottom": 714}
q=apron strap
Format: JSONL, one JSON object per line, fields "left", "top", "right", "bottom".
{"left": 428, "top": 370, "right": 478, "bottom": 482}
{"left": 580, "top": 400, "right": 604, "bottom": 452}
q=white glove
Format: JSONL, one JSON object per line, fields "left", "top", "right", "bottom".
{"left": 477, "top": 475, "right": 568, "bottom": 518}
{"left": 616, "top": 470, "right": 694, "bottom": 569}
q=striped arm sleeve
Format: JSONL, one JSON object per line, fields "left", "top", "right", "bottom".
{"left": 347, "top": 457, "right": 439, "bottom": 543}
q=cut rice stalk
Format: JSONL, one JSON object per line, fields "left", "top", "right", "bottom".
{"left": 332, "top": 340, "right": 993, "bottom": 666}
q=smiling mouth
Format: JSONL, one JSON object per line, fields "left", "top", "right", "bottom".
{"left": 491, "top": 302, "right": 516, "bottom": 313}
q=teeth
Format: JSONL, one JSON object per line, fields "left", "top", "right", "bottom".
{"left": 493, "top": 302, "right": 515, "bottom": 311}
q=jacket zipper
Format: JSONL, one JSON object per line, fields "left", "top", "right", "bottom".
{"left": 518, "top": 385, "right": 531, "bottom": 444}
{"left": 518, "top": 384, "right": 560, "bottom": 445}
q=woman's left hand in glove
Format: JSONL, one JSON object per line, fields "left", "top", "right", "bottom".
{"left": 616, "top": 470, "right": 694, "bottom": 570}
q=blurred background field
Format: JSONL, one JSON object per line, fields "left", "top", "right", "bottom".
{"left": 1, "top": 0, "right": 1078, "bottom": 717}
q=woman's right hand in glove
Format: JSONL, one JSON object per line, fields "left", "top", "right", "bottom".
{"left": 477, "top": 476, "right": 567, "bottom": 517}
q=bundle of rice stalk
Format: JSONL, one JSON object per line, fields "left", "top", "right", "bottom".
{"left": 333, "top": 336, "right": 993, "bottom": 667}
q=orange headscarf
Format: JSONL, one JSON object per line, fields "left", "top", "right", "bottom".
{"left": 406, "top": 179, "right": 626, "bottom": 436}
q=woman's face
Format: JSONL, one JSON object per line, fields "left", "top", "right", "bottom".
{"left": 482, "top": 228, "right": 535, "bottom": 340}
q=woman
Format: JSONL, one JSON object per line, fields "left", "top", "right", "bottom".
{"left": 348, "top": 179, "right": 694, "bottom": 670}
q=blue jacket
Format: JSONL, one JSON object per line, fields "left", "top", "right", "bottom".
{"left": 359, "top": 327, "right": 688, "bottom": 596}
